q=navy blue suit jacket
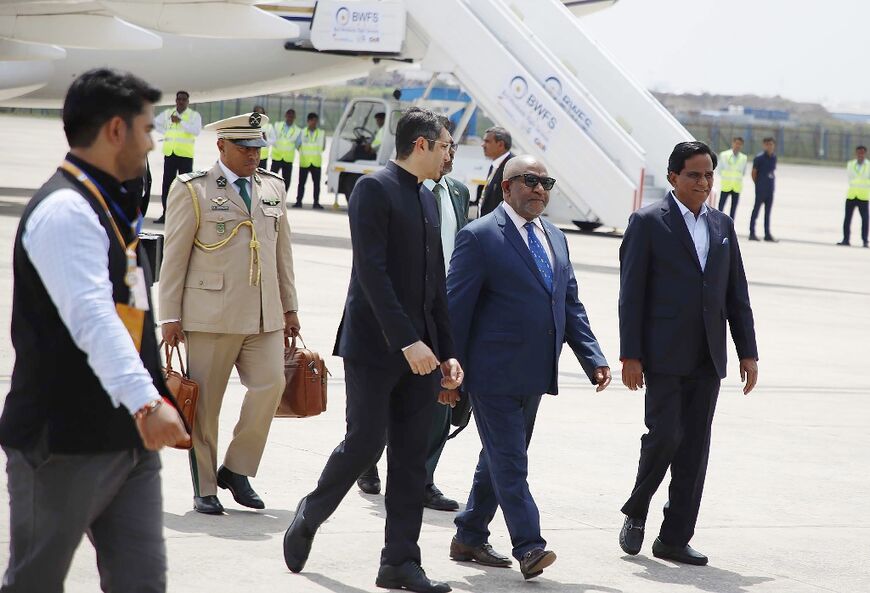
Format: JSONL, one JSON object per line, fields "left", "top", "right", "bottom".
{"left": 618, "top": 193, "right": 758, "bottom": 378}
{"left": 447, "top": 204, "right": 607, "bottom": 397}
{"left": 334, "top": 162, "right": 455, "bottom": 368}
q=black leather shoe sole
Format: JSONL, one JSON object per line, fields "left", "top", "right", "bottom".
{"left": 521, "top": 551, "right": 556, "bottom": 580}
{"left": 357, "top": 478, "right": 382, "bottom": 495}
{"left": 193, "top": 496, "right": 224, "bottom": 515}
{"left": 651, "top": 540, "right": 708, "bottom": 566}
{"left": 375, "top": 574, "right": 451, "bottom": 593}
{"left": 424, "top": 497, "right": 459, "bottom": 512}
{"left": 449, "top": 550, "right": 511, "bottom": 568}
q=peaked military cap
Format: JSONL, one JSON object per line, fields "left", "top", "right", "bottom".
{"left": 204, "top": 112, "right": 270, "bottom": 148}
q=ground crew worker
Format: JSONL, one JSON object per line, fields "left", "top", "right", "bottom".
{"left": 159, "top": 112, "right": 301, "bottom": 515}
{"left": 293, "top": 112, "right": 326, "bottom": 209}
{"left": 718, "top": 137, "right": 747, "bottom": 219}
{"left": 270, "top": 109, "right": 301, "bottom": 192}
{"left": 370, "top": 112, "right": 385, "bottom": 154}
{"left": 253, "top": 105, "right": 276, "bottom": 170}
{"left": 838, "top": 145, "right": 870, "bottom": 247}
{"left": 154, "top": 90, "right": 202, "bottom": 223}
{"left": 749, "top": 137, "right": 777, "bottom": 242}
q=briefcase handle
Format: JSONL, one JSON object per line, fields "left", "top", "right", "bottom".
{"left": 284, "top": 333, "right": 308, "bottom": 352}
{"left": 159, "top": 340, "right": 188, "bottom": 377}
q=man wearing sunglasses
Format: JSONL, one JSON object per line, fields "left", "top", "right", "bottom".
{"left": 445, "top": 155, "right": 610, "bottom": 580}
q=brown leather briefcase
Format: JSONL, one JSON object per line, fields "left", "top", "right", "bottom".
{"left": 276, "top": 334, "right": 328, "bottom": 418}
{"left": 161, "top": 341, "right": 198, "bottom": 449}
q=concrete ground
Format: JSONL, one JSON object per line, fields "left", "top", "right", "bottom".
{"left": 0, "top": 115, "right": 867, "bottom": 592}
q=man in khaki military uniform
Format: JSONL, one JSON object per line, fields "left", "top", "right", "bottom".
{"left": 159, "top": 112, "right": 300, "bottom": 515}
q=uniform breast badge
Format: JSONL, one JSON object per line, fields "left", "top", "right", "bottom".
{"left": 211, "top": 196, "right": 230, "bottom": 211}
{"left": 216, "top": 222, "right": 226, "bottom": 235}
{"left": 261, "top": 197, "right": 281, "bottom": 207}
{"left": 216, "top": 176, "right": 227, "bottom": 188}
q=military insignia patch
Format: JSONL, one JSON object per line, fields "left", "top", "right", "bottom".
{"left": 261, "top": 197, "right": 280, "bottom": 207}
{"left": 216, "top": 222, "right": 226, "bottom": 235}
{"left": 254, "top": 174, "right": 262, "bottom": 186}
{"left": 249, "top": 113, "right": 262, "bottom": 128}
{"left": 210, "top": 196, "right": 230, "bottom": 211}
{"left": 216, "top": 176, "right": 227, "bottom": 188}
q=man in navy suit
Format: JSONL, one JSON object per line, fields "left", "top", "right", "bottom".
{"left": 283, "top": 107, "right": 462, "bottom": 593}
{"left": 445, "top": 155, "right": 611, "bottom": 580}
{"left": 618, "top": 141, "right": 759, "bottom": 566}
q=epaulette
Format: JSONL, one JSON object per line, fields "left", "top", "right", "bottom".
{"left": 257, "top": 167, "right": 284, "bottom": 181}
{"left": 177, "top": 170, "right": 208, "bottom": 183}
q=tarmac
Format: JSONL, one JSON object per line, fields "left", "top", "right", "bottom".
{"left": 0, "top": 114, "right": 868, "bottom": 593}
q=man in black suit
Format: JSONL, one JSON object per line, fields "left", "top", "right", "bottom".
{"left": 618, "top": 141, "right": 759, "bottom": 565}
{"left": 478, "top": 126, "right": 513, "bottom": 217}
{"left": 283, "top": 107, "right": 462, "bottom": 593}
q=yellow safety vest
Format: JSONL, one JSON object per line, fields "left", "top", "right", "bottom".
{"left": 847, "top": 159, "right": 870, "bottom": 200}
{"left": 271, "top": 122, "right": 301, "bottom": 163}
{"left": 372, "top": 126, "right": 384, "bottom": 149}
{"left": 718, "top": 150, "right": 748, "bottom": 193}
{"left": 162, "top": 108, "right": 197, "bottom": 158}
{"left": 298, "top": 128, "right": 325, "bottom": 168}
{"left": 260, "top": 123, "right": 272, "bottom": 160}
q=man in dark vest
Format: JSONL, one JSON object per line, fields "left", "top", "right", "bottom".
{"left": 0, "top": 68, "right": 188, "bottom": 592}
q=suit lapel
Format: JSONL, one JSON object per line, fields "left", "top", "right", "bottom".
{"left": 445, "top": 177, "right": 467, "bottom": 230}
{"left": 496, "top": 205, "right": 551, "bottom": 293}
{"left": 662, "top": 192, "right": 701, "bottom": 272}
{"left": 541, "top": 220, "right": 565, "bottom": 289}
{"left": 705, "top": 208, "right": 721, "bottom": 270}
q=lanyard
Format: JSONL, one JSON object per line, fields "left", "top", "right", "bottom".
{"left": 59, "top": 161, "right": 140, "bottom": 289}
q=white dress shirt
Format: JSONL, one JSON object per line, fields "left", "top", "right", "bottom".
{"left": 488, "top": 151, "right": 510, "bottom": 180}
{"left": 154, "top": 108, "right": 202, "bottom": 137}
{"left": 217, "top": 159, "right": 252, "bottom": 190}
{"left": 672, "top": 192, "right": 710, "bottom": 271}
{"left": 423, "top": 177, "right": 457, "bottom": 272}
{"left": 501, "top": 201, "right": 554, "bottom": 269}
{"left": 22, "top": 191, "right": 161, "bottom": 415}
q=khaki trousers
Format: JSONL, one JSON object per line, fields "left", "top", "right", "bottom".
{"left": 185, "top": 330, "right": 284, "bottom": 496}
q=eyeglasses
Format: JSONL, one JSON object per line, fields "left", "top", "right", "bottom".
{"left": 416, "top": 137, "right": 454, "bottom": 152}
{"left": 508, "top": 173, "right": 556, "bottom": 190}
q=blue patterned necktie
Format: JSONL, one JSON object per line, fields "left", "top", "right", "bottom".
{"left": 524, "top": 221, "right": 553, "bottom": 292}
{"left": 234, "top": 178, "right": 251, "bottom": 211}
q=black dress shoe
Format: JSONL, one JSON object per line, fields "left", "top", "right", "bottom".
{"left": 519, "top": 548, "right": 556, "bottom": 580}
{"left": 837, "top": 240, "right": 850, "bottom": 246}
{"left": 651, "top": 537, "right": 708, "bottom": 565}
{"left": 216, "top": 465, "right": 265, "bottom": 509}
{"left": 764, "top": 235, "right": 778, "bottom": 242}
{"left": 864, "top": 241, "right": 869, "bottom": 248}
{"left": 619, "top": 516, "right": 645, "bottom": 555}
{"left": 283, "top": 498, "right": 317, "bottom": 573}
{"left": 291, "top": 202, "right": 303, "bottom": 208}
{"left": 375, "top": 562, "right": 451, "bottom": 593}
{"left": 312, "top": 203, "right": 325, "bottom": 210}
{"left": 449, "top": 537, "right": 511, "bottom": 567}
{"left": 357, "top": 465, "right": 381, "bottom": 495}
{"left": 154, "top": 215, "right": 165, "bottom": 224}
{"left": 424, "top": 484, "right": 459, "bottom": 512}
{"left": 193, "top": 495, "right": 224, "bottom": 515}
{"left": 748, "top": 234, "right": 760, "bottom": 241}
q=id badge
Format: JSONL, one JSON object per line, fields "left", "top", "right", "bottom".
{"left": 131, "top": 267, "right": 150, "bottom": 311}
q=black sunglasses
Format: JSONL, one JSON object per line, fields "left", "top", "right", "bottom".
{"left": 508, "top": 173, "right": 556, "bottom": 191}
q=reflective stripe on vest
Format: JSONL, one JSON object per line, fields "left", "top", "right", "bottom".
{"left": 271, "top": 123, "right": 301, "bottom": 163}
{"left": 162, "top": 109, "right": 197, "bottom": 158}
{"left": 298, "top": 128, "right": 324, "bottom": 168}
{"left": 718, "top": 150, "right": 747, "bottom": 193}
{"left": 847, "top": 159, "right": 870, "bottom": 200}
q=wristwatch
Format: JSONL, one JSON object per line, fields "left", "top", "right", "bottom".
{"left": 133, "top": 398, "right": 163, "bottom": 421}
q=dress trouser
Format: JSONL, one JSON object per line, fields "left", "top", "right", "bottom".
{"left": 454, "top": 392, "right": 545, "bottom": 561}
{"left": 2, "top": 438, "right": 165, "bottom": 593}
{"left": 842, "top": 198, "right": 869, "bottom": 244}
{"left": 366, "top": 396, "right": 451, "bottom": 486}
{"left": 749, "top": 187, "right": 774, "bottom": 237}
{"left": 621, "top": 358, "right": 721, "bottom": 547}
{"left": 296, "top": 166, "right": 322, "bottom": 205}
{"left": 303, "top": 359, "right": 439, "bottom": 567}
{"left": 161, "top": 154, "right": 193, "bottom": 215}
{"left": 718, "top": 190, "right": 740, "bottom": 220}
{"left": 185, "top": 330, "right": 285, "bottom": 497}
{"left": 270, "top": 160, "right": 294, "bottom": 191}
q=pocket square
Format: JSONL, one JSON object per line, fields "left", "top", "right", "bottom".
{"left": 722, "top": 237, "right": 729, "bottom": 245}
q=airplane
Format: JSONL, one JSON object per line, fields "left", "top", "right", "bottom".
{"left": 0, "top": 0, "right": 691, "bottom": 230}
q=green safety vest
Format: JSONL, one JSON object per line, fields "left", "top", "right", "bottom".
{"left": 298, "top": 128, "right": 325, "bottom": 168}
{"left": 271, "top": 122, "right": 301, "bottom": 163}
{"left": 718, "top": 150, "right": 748, "bottom": 193}
{"left": 847, "top": 159, "right": 870, "bottom": 200}
{"left": 162, "top": 108, "right": 197, "bottom": 158}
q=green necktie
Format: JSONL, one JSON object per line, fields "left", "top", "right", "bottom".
{"left": 234, "top": 178, "right": 251, "bottom": 211}
{"left": 432, "top": 183, "right": 443, "bottom": 224}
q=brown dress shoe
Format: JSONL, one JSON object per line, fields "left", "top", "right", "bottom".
{"left": 519, "top": 548, "right": 556, "bottom": 580}
{"left": 449, "top": 537, "right": 512, "bottom": 567}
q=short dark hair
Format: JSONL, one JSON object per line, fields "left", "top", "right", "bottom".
{"left": 63, "top": 68, "right": 161, "bottom": 148}
{"left": 732, "top": 136, "right": 744, "bottom": 143}
{"left": 437, "top": 115, "right": 455, "bottom": 134}
{"left": 307, "top": 112, "right": 318, "bottom": 120}
{"left": 286, "top": 109, "right": 296, "bottom": 116}
{"left": 857, "top": 145, "right": 867, "bottom": 151}
{"left": 176, "top": 90, "right": 189, "bottom": 100}
{"left": 253, "top": 104, "right": 265, "bottom": 113}
{"left": 763, "top": 137, "right": 776, "bottom": 144}
{"left": 375, "top": 112, "right": 386, "bottom": 119}
{"left": 667, "top": 141, "right": 717, "bottom": 175}
{"left": 485, "top": 126, "right": 512, "bottom": 150}
{"left": 395, "top": 107, "right": 443, "bottom": 160}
